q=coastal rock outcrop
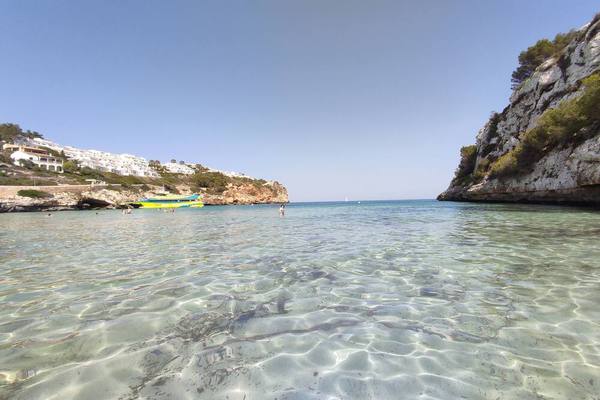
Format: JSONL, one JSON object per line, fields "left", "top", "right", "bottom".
{"left": 439, "top": 14, "right": 600, "bottom": 206}
{"left": 0, "top": 182, "right": 288, "bottom": 212}
{"left": 203, "top": 181, "right": 288, "bottom": 205}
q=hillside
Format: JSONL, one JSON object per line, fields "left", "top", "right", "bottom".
{"left": 438, "top": 13, "right": 600, "bottom": 206}
{"left": 0, "top": 125, "right": 288, "bottom": 211}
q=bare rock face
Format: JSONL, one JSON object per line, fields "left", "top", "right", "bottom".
{"left": 203, "top": 181, "right": 288, "bottom": 205}
{"left": 0, "top": 187, "right": 144, "bottom": 212}
{"left": 439, "top": 16, "right": 600, "bottom": 206}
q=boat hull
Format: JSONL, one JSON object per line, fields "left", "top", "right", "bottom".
{"left": 141, "top": 194, "right": 200, "bottom": 202}
{"left": 136, "top": 201, "right": 204, "bottom": 209}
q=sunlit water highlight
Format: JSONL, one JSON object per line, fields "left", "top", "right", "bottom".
{"left": 1, "top": 200, "right": 599, "bottom": 399}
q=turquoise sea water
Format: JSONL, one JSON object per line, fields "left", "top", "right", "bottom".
{"left": 1, "top": 200, "right": 599, "bottom": 400}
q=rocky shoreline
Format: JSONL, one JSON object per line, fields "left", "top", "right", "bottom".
{"left": 438, "top": 186, "right": 600, "bottom": 207}
{"left": 0, "top": 182, "right": 288, "bottom": 213}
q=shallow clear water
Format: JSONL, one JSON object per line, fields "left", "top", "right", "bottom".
{"left": 1, "top": 200, "right": 599, "bottom": 400}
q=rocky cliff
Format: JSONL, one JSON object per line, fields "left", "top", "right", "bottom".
{"left": 439, "top": 14, "right": 600, "bottom": 206}
{"left": 0, "top": 182, "right": 288, "bottom": 212}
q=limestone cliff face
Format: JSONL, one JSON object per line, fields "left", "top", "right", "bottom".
{"left": 439, "top": 16, "right": 600, "bottom": 205}
{"left": 0, "top": 182, "right": 288, "bottom": 212}
{"left": 203, "top": 181, "right": 288, "bottom": 205}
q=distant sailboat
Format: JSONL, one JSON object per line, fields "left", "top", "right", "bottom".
{"left": 344, "top": 196, "right": 349, "bottom": 202}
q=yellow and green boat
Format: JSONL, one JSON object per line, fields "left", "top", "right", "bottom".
{"left": 134, "top": 193, "right": 204, "bottom": 209}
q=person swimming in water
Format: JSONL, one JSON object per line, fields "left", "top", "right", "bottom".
{"left": 279, "top": 203, "right": 285, "bottom": 217}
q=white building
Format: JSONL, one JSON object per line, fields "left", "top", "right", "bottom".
{"left": 8, "top": 137, "right": 264, "bottom": 181}
{"left": 24, "top": 138, "right": 159, "bottom": 177}
{"left": 206, "top": 167, "right": 251, "bottom": 179}
{"left": 3, "top": 144, "right": 63, "bottom": 173}
{"left": 162, "top": 162, "right": 195, "bottom": 175}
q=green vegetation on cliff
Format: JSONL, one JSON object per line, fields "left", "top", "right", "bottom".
{"left": 490, "top": 72, "right": 600, "bottom": 178}
{"left": 17, "top": 189, "right": 52, "bottom": 199}
{"left": 191, "top": 171, "right": 228, "bottom": 193}
{"left": 511, "top": 31, "right": 578, "bottom": 88}
{"left": 452, "top": 145, "right": 477, "bottom": 185}
{"left": 452, "top": 71, "right": 600, "bottom": 184}
{"left": 510, "top": 12, "right": 600, "bottom": 89}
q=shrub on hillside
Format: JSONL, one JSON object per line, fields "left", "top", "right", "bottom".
{"left": 488, "top": 112, "right": 501, "bottom": 139}
{"left": 480, "top": 112, "right": 503, "bottom": 156}
{"left": 252, "top": 178, "right": 266, "bottom": 185}
{"left": 104, "top": 173, "right": 145, "bottom": 185}
{"left": 489, "top": 151, "right": 519, "bottom": 178}
{"left": 0, "top": 177, "right": 57, "bottom": 186}
{"left": 511, "top": 30, "right": 578, "bottom": 88}
{"left": 148, "top": 160, "right": 167, "bottom": 174}
{"left": 17, "top": 189, "right": 52, "bottom": 199}
{"left": 78, "top": 167, "right": 106, "bottom": 180}
{"left": 0, "top": 123, "right": 43, "bottom": 142}
{"left": 473, "top": 158, "right": 491, "bottom": 180}
{"left": 17, "top": 159, "right": 36, "bottom": 169}
{"left": 162, "top": 184, "right": 180, "bottom": 194}
{"left": 62, "top": 160, "right": 79, "bottom": 173}
{"left": 0, "top": 124, "right": 23, "bottom": 142}
{"left": 0, "top": 150, "right": 12, "bottom": 164}
{"left": 72, "top": 167, "right": 145, "bottom": 185}
{"left": 38, "top": 146, "right": 63, "bottom": 159}
{"left": 454, "top": 145, "right": 477, "bottom": 180}
{"left": 191, "top": 171, "right": 228, "bottom": 193}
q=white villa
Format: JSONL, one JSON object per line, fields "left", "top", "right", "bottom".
{"left": 6, "top": 136, "right": 260, "bottom": 181}
{"left": 24, "top": 138, "right": 159, "bottom": 177}
{"left": 207, "top": 167, "right": 250, "bottom": 179}
{"left": 162, "top": 162, "right": 195, "bottom": 175}
{"left": 3, "top": 144, "right": 64, "bottom": 173}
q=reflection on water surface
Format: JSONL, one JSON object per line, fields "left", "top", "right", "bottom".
{"left": 1, "top": 201, "right": 599, "bottom": 399}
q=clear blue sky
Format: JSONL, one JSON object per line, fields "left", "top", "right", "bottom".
{"left": 1, "top": 1, "right": 598, "bottom": 201}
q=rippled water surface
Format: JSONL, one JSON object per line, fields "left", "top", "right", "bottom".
{"left": 1, "top": 200, "right": 600, "bottom": 400}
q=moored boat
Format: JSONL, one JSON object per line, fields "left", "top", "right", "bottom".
{"left": 134, "top": 193, "right": 204, "bottom": 209}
